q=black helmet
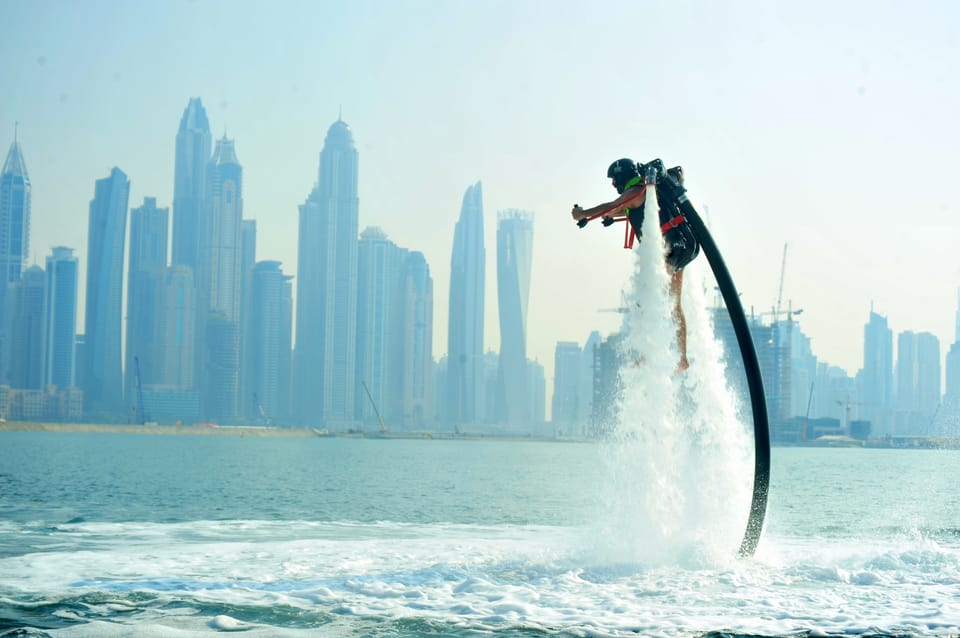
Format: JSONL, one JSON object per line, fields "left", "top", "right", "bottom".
{"left": 607, "top": 158, "right": 640, "bottom": 194}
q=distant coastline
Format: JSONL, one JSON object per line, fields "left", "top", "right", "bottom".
{"left": 2, "top": 422, "right": 959, "bottom": 449}
{"left": 0, "top": 421, "right": 317, "bottom": 438}
{"left": 0, "top": 421, "right": 559, "bottom": 442}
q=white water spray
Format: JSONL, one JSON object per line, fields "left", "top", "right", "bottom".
{"left": 594, "top": 186, "right": 754, "bottom": 567}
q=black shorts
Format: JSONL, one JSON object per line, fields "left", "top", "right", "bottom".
{"left": 627, "top": 208, "right": 700, "bottom": 272}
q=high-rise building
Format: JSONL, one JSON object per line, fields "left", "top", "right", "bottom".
{"left": 238, "top": 218, "right": 257, "bottom": 419}
{"left": 578, "top": 331, "right": 601, "bottom": 431}
{"left": 159, "top": 265, "right": 196, "bottom": 390}
{"left": 862, "top": 310, "right": 894, "bottom": 435}
{"left": 916, "top": 332, "right": 940, "bottom": 421}
{"left": 0, "top": 132, "right": 31, "bottom": 383}
{"left": 446, "top": 182, "right": 485, "bottom": 426}
{"left": 43, "top": 247, "right": 78, "bottom": 389}
{"left": 7, "top": 266, "right": 45, "bottom": 389}
{"left": 896, "top": 331, "right": 917, "bottom": 414}
{"left": 81, "top": 168, "right": 130, "bottom": 418}
{"left": 946, "top": 342, "right": 960, "bottom": 403}
{"left": 397, "top": 251, "right": 433, "bottom": 428}
{"left": 172, "top": 98, "right": 211, "bottom": 273}
{"left": 294, "top": 119, "right": 359, "bottom": 428}
{"left": 200, "top": 136, "right": 244, "bottom": 421}
{"left": 496, "top": 209, "right": 534, "bottom": 427}
{"left": 243, "top": 261, "right": 292, "bottom": 423}
{"left": 355, "top": 227, "right": 405, "bottom": 427}
{"left": 552, "top": 341, "right": 581, "bottom": 428}
{"left": 125, "top": 197, "right": 168, "bottom": 402}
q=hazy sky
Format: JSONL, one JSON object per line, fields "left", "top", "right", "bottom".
{"left": 2, "top": 0, "right": 959, "bottom": 388}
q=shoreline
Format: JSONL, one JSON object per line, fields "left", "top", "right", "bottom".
{"left": 0, "top": 421, "right": 572, "bottom": 442}
{"left": 0, "top": 421, "right": 318, "bottom": 437}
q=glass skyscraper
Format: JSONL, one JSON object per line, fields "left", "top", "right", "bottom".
{"left": 446, "top": 182, "right": 485, "bottom": 426}
{"left": 243, "top": 261, "right": 292, "bottom": 423}
{"left": 82, "top": 167, "right": 130, "bottom": 417}
{"left": 44, "top": 247, "right": 78, "bottom": 389}
{"left": 126, "top": 197, "right": 169, "bottom": 398}
{"left": 172, "top": 98, "right": 211, "bottom": 273}
{"left": 201, "top": 136, "right": 244, "bottom": 421}
{"left": 496, "top": 209, "right": 534, "bottom": 427}
{"left": 294, "top": 119, "right": 359, "bottom": 428}
{"left": 862, "top": 310, "right": 894, "bottom": 435}
{"left": 0, "top": 134, "right": 31, "bottom": 383}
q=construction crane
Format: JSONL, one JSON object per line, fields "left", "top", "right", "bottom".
{"left": 775, "top": 243, "right": 788, "bottom": 323}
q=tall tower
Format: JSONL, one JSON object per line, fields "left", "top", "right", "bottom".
{"left": 398, "top": 251, "right": 433, "bottom": 428}
{"left": 294, "top": 119, "right": 359, "bottom": 428}
{"left": 496, "top": 209, "right": 534, "bottom": 427}
{"left": 7, "top": 265, "right": 45, "bottom": 389}
{"left": 0, "top": 132, "right": 31, "bottom": 383}
{"left": 43, "top": 247, "right": 78, "bottom": 389}
{"left": 159, "top": 265, "right": 196, "bottom": 391}
{"left": 862, "top": 310, "right": 893, "bottom": 436}
{"left": 243, "top": 261, "right": 292, "bottom": 423}
{"left": 172, "top": 98, "right": 211, "bottom": 272}
{"left": 552, "top": 341, "right": 582, "bottom": 428}
{"left": 916, "top": 332, "right": 941, "bottom": 422}
{"left": 446, "top": 182, "right": 485, "bottom": 426}
{"left": 201, "top": 136, "right": 244, "bottom": 421}
{"left": 355, "top": 227, "right": 406, "bottom": 426}
{"left": 238, "top": 219, "right": 257, "bottom": 419}
{"left": 125, "top": 197, "right": 169, "bottom": 402}
{"left": 82, "top": 167, "right": 130, "bottom": 418}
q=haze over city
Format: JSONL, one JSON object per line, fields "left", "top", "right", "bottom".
{"left": 3, "top": 0, "right": 959, "bottom": 387}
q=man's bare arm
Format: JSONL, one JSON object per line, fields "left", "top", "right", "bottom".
{"left": 571, "top": 186, "right": 646, "bottom": 221}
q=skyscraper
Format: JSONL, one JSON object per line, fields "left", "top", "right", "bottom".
{"left": 446, "top": 182, "right": 485, "bottom": 426}
{"left": 862, "top": 310, "right": 893, "bottom": 436}
{"left": 398, "top": 251, "right": 433, "bottom": 428}
{"left": 159, "top": 265, "right": 196, "bottom": 391}
{"left": 496, "top": 209, "right": 534, "bottom": 427}
{"left": 200, "top": 136, "right": 244, "bottom": 421}
{"left": 238, "top": 219, "right": 257, "bottom": 419}
{"left": 172, "top": 98, "right": 211, "bottom": 273}
{"left": 125, "top": 197, "right": 168, "bottom": 401}
{"left": 916, "top": 332, "right": 940, "bottom": 421}
{"left": 244, "top": 261, "right": 292, "bottom": 423}
{"left": 294, "top": 119, "right": 359, "bottom": 428}
{"left": 82, "top": 168, "right": 130, "bottom": 418}
{"left": 552, "top": 341, "right": 581, "bottom": 428}
{"left": 43, "top": 247, "right": 78, "bottom": 389}
{"left": 355, "top": 227, "right": 405, "bottom": 426}
{"left": 0, "top": 132, "right": 31, "bottom": 383}
{"left": 7, "top": 266, "right": 45, "bottom": 390}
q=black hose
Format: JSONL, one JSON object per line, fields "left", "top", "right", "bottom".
{"left": 675, "top": 193, "right": 771, "bottom": 558}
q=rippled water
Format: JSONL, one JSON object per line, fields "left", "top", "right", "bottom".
{"left": 2, "top": 433, "right": 960, "bottom": 637}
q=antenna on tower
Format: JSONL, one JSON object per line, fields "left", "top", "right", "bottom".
{"left": 13, "top": 121, "right": 18, "bottom": 142}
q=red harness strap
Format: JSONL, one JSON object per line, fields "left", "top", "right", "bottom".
{"left": 624, "top": 214, "right": 688, "bottom": 250}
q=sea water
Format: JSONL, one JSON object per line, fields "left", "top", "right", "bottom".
{"left": 3, "top": 198, "right": 960, "bottom": 637}
{"left": 2, "top": 434, "right": 960, "bottom": 636}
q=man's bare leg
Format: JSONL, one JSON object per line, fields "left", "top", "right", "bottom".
{"left": 669, "top": 268, "right": 689, "bottom": 374}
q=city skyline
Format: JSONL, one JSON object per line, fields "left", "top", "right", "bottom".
{"left": 4, "top": 120, "right": 960, "bottom": 424}
{"left": 3, "top": 1, "right": 960, "bottom": 396}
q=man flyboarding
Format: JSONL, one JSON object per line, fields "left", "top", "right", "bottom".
{"left": 572, "top": 158, "right": 700, "bottom": 373}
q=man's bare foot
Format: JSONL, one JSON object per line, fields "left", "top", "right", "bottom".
{"left": 673, "top": 359, "right": 690, "bottom": 376}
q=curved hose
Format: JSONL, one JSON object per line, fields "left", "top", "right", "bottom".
{"left": 675, "top": 193, "right": 770, "bottom": 558}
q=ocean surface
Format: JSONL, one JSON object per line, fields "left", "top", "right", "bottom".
{"left": 1, "top": 432, "right": 959, "bottom": 637}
